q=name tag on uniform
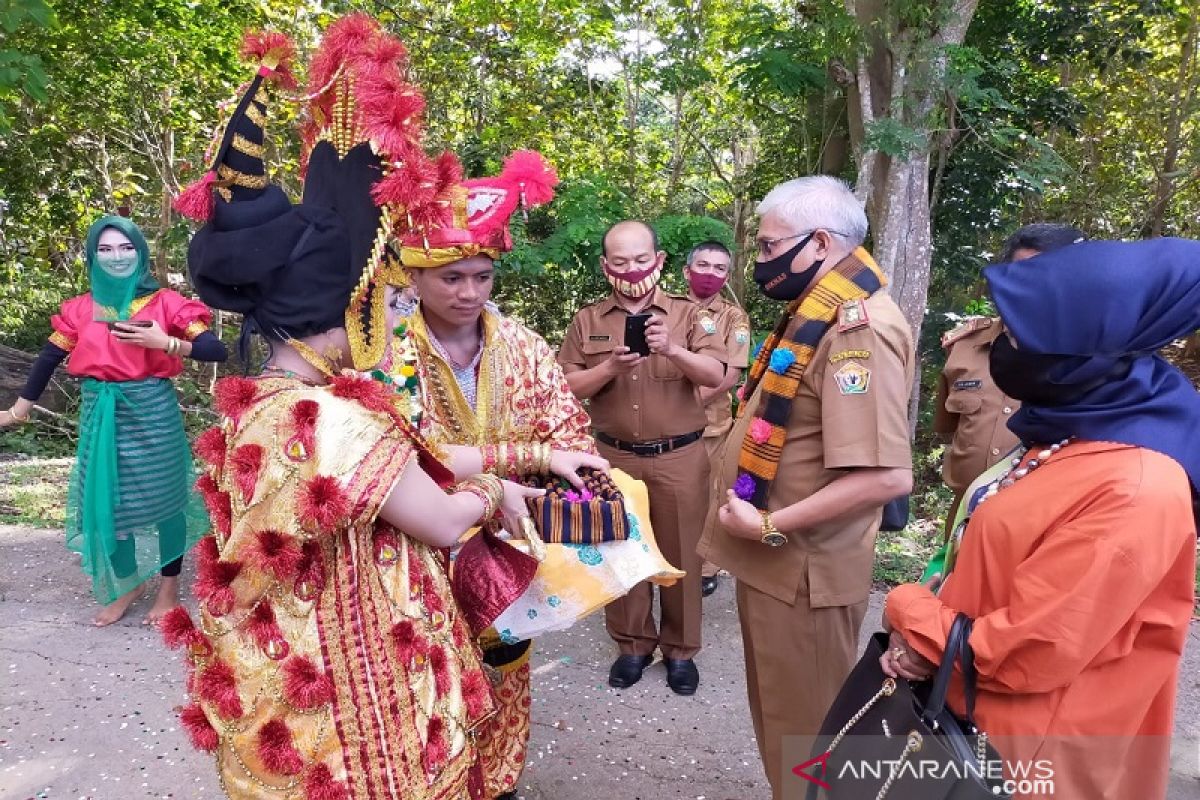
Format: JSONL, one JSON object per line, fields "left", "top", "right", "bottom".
{"left": 953, "top": 379, "right": 982, "bottom": 390}
{"left": 830, "top": 349, "right": 871, "bottom": 364}
{"left": 589, "top": 334, "right": 611, "bottom": 341}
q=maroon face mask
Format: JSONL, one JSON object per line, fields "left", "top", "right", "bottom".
{"left": 687, "top": 271, "right": 726, "bottom": 299}
{"left": 604, "top": 260, "right": 662, "bottom": 298}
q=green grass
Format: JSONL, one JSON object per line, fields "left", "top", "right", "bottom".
{"left": 0, "top": 459, "right": 70, "bottom": 527}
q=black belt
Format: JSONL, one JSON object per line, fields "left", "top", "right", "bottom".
{"left": 595, "top": 430, "right": 703, "bottom": 457}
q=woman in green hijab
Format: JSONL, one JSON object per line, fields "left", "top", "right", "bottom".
{"left": 2, "top": 216, "right": 228, "bottom": 625}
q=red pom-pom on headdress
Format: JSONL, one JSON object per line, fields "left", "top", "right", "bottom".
{"left": 307, "top": 13, "right": 381, "bottom": 98}
{"left": 173, "top": 171, "right": 218, "bottom": 222}
{"left": 501, "top": 150, "right": 558, "bottom": 207}
{"left": 241, "top": 30, "right": 298, "bottom": 90}
{"left": 371, "top": 152, "right": 439, "bottom": 210}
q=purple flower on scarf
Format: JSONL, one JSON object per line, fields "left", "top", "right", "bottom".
{"left": 733, "top": 473, "right": 756, "bottom": 501}
{"left": 563, "top": 489, "right": 595, "bottom": 502}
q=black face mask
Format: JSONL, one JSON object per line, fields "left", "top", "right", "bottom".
{"left": 753, "top": 233, "right": 823, "bottom": 301}
{"left": 988, "top": 334, "right": 1129, "bottom": 407}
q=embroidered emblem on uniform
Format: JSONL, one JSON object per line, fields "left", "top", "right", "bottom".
{"left": 837, "top": 298, "right": 870, "bottom": 332}
{"left": 834, "top": 361, "right": 871, "bottom": 395}
{"left": 735, "top": 327, "right": 750, "bottom": 345}
{"left": 588, "top": 334, "right": 611, "bottom": 341}
{"left": 829, "top": 349, "right": 871, "bottom": 364}
{"left": 699, "top": 314, "right": 718, "bottom": 335}
{"left": 953, "top": 379, "right": 983, "bottom": 390}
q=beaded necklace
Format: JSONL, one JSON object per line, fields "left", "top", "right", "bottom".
{"left": 975, "top": 437, "right": 1074, "bottom": 506}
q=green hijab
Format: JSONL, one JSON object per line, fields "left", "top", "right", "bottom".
{"left": 86, "top": 215, "right": 160, "bottom": 321}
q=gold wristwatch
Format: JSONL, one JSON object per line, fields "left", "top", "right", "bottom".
{"left": 759, "top": 510, "right": 788, "bottom": 547}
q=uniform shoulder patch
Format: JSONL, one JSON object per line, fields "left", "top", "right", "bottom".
{"left": 734, "top": 326, "right": 751, "bottom": 345}
{"left": 940, "top": 316, "right": 994, "bottom": 349}
{"left": 833, "top": 361, "right": 871, "bottom": 395}
{"left": 836, "top": 298, "right": 870, "bottom": 332}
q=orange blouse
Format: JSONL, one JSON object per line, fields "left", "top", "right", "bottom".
{"left": 887, "top": 441, "right": 1196, "bottom": 799}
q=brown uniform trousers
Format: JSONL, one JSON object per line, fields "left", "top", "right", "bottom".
{"left": 699, "top": 288, "right": 914, "bottom": 799}
{"left": 934, "top": 317, "right": 1020, "bottom": 532}
{"left": 559, "top": 287, "right": 726, "bottom": 659}
{"left": 695, "top": 296, "right": 752, "bottom": 579}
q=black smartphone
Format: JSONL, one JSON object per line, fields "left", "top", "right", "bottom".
{"left": 624, "top": 313, "right": 651, "bottom": 357}
{"left": 106, "top": 320, "right": 153, "bottom": 330}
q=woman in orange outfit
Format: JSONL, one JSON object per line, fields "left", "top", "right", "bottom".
{"left": 883, "top": 238, "right": 1199, "bottom": 800}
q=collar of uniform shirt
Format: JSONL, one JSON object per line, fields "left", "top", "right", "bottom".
{"left": 596, "top": 286, "right": 670, "bottom": 316}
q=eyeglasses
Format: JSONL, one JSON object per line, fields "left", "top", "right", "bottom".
{"left": 755, "top": 229, "right": 849, "bottom": 258}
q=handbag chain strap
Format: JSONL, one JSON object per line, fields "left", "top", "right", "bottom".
{"left": 875, "top": 731, "right": 923, "bottom": 800}
{"left": 825, "top": 677, "right": 896, "bottom": 755}
{"left": 976, "top": 730, "right": 989, "bottom": 775}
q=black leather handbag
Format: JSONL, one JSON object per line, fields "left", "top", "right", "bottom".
{"left": 805, "top": 613, "right": 1009, "bottom": 799}
{"left": 879, "top": 494, "right": 910, "bottom": 532}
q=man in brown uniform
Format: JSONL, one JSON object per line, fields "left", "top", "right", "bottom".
{"left": 698, "top": 176, "right": 913, "bottom": 799}
{"left": 682, "top": 240, "right": 752, "bottom": 597}
{"left": 935, "top": 223, "right": 1086, "bottom": 529}
{"left": 558, "top": 220, "right": 726, "bottom": 695}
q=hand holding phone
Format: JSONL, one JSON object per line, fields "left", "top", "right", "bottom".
{"left": 624, "top": 313, "right": 652, "bottom": 357}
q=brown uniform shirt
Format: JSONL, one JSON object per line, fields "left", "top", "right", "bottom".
{"left": 557, "top": 287, "right": 727, "bottom": 441}
{"left": 933, "top": 317, "right": 1020, "bottom": 496}
{"left": 699, "top": 291, "right": 914, "bottom": 607}
{"left": 695, "top": 295, "right": 752, "bottom": 437}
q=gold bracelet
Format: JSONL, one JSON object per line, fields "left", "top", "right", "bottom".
{"left": 455, "top": 473, "right": 505, "bottom": 524}
{"left": 7, "top": 405, "right": 30, "bottom": 422}
{"left": 537, "top": 442, "right": 551, "bottom": 475}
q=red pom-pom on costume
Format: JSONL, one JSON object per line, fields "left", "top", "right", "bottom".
{"left": 460, "top": 669, "right": 491, "bottom": 720}
{"left": 161, "top": 606, "right": 203, "bottom": 650}
{"left": 180, "top": 703, "right": 220, "bottom": 751}
{"left": 435, "top": 150, "right": 464, "bottom": 188}
{"left": 423, "top": 715, "right": 448, "bottom": 775}
{"left": 195, "top": 557, "right": 242, "bottom": 616}
{"left": 173, "top": 171, "right": 218, "bottom": 222}
{"left": 194, "top": 534, "right": 219, "bottom": 568}
{"left": 428, "top": 645, "right": 450, "bottom": 697}
{"left": 240, "top": 30, "right": 298, "bottom": 90}
{"left": 194, "top": 428, "right": 227, "bottom": 473}
{"left": 281, "top": 655, "right": 334, "bottom": 710}
{"left": 289, "top": 399, "right": 319, "bottom": 456}
{"left": 421, "top": 574, "right": 444, "bottom": 617}
{"left": 390, "top": 620, "right": 430, "bottom": 665}
{"left": 229, "top": 443, "right": 264, "bottom": 504}
{"left": 296, "top": 475, "right": 351, "bottom": 533}
{"left": 329, "top": 374, "right": 397, "bottom": 416}
{"left": 245, "top": 529, "right": 302, "bottom": 581}
{"left": 246, "top": 601, "right": 282, "bottom": 649}
{"left": 304, "top": 764, "right": 350, "bottom": 800}
{"left": 213, "top": 377, "right": 260, "bottom": 421}
{"left": 196, "top": 660, "right": 244, "bottom": 719}
{"left": 294, "top": 540, "right": 325, "bottom": 596}
{"left": 501, "top": 150, "right": 558, "bottom": 207}
{"left": 258, "top": 718, "right": 305, "bottom": 775}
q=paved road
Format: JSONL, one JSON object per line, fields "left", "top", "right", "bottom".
{"left": 1, "top": 523, "right": 1196, "bottom": 799}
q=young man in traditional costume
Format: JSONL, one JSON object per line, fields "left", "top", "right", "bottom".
{"left": 698, "top": 176, "right": 914, "bottom": 799}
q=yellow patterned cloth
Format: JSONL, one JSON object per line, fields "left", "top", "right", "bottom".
{"left": 169, "top": 375, "right": 492, "bottom": 800}
{"left": 474, "top": 662, "right": 532, "bottom": 797}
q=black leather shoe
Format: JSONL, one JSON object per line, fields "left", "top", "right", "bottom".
{"left": 665, "top": 658, "right": 699, "bottom": 695}
{"left": 608, "top": 654, "right": 653, "bottom": 688}
{"left": 495, "top": 792, "right": 518, "bottom": 800}
{"left": 701, "top": 575, "right": 719, "bottom": 597}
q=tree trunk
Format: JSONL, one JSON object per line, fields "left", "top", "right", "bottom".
{"left": 1146, "top": 16, "right": 1198, "bottom": 237}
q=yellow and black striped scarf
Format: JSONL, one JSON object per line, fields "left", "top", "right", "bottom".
{"left": 736, "top": 248, "right": 887, "bottom": 509}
